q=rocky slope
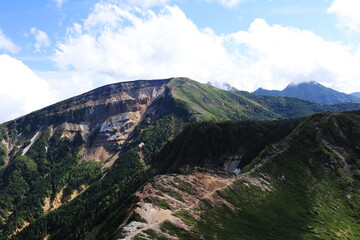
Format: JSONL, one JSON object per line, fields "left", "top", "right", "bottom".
{"left": 1, "top": 78, "right": 360, "bottom": 240}
{"left": 119, "top": 170, "right": 238, "bottom": 240}
{"left": 118, "top": 111, "right": 360, "bottom": 240}
{"left": 0, "top": 79, "right": 171, "bottom": 165}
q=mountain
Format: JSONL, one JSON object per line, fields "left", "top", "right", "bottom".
{"left": 33, "top": 110, "right": 358, "bottom": 240}
{"left": 118, "top": 111, "right": 360, "bottom": 239}
{"left": 253, "top": 81, "right": 360, "bottom": 105}
{"left": 351, "top": 92, "right": 360, "bottom": 98}
{"left": 1, "top": 77, "right": 360, "bottom": 239}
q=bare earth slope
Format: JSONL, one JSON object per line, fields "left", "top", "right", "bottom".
{"left": 117, "top": 112, "right": 360, "bottom": 240}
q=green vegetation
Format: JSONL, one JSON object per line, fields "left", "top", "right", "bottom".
{"left": 1, "top": 78, "right": 360, "bottom": 239}
{"left": 154, "top": 118, "right": 302, "bottom": 172}
{"left": 123, "top": 92, "right": 194, "bottom": 163}
{"left": 155, "top": 200, "right": 171, "bottom": 210}
{"left": 0, "top": 143, "right": 6, "bottom": 167}
{"left": 9, "top": 86, "right": 195, "bottom": 240}
{"left": 160, "top": 220, "right": 196, "bottom": 240}
{"left": 152, "top": 111, "right": 360, "bottom": 240}
{"left": 127, "top": 212, "right": 146, "bottom": 224}
{"left": 141, "top": 229, "right": 168, "bottom": 240}
{"left": 0, "top": 127, "right": 102, "bottom": 239}
{"left": 170, "top": 78, "right": 360, "bottom": 121}
{"left": 173, "top": 210, "right": 196, "bottom": 226}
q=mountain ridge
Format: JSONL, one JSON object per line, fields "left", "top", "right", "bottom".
{"left": 1, "top": 77, "right": 360, "bottom": 239}
{"left": 253, "top": 81, "right": 360, "bottom": 105}
{"left": 117, "top": 111, "right": 360, "bottom": 239}
{"left": 351, "top": 92, "right": 360, "bottom": 98}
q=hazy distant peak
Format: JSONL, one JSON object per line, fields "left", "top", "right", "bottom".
{"left": 351, "top": 92, "right": 360, "bottom": 98}
{"left": 287, "top": 80, "right": 320, "bottom": 87}
{"left": 254, "top": 80, "right": 360, "bottom": 104}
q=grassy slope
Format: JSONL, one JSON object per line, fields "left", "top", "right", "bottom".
{"left": 170, "top": 78, "right": 360, "bottom": 120}
{"left": 170, "top": 78, "right": 282, "bottom": 121}
{"left": 157, "top": 111, "right": 360, "bottom": 240}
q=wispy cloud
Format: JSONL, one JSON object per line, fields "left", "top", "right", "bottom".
{"left": 52, "top": 0, "right": 68, "bottom": 8}
{"left": 270, "top": 5, "right": 317, "bottom": 16}
{"left": 30, "top": 28, "right": 51, "bottom": 52}
{"left": 127, "top": 0, "right": 170, "bottom": 8}
{"left": 204, "top": 0, "right": 249, "bottom": 8}
{"left": 0, "top": 29, "right": 20, "bottom": 53}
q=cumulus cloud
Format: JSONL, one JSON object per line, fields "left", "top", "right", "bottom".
{"left": 328, "top": 0, "right": 360, "bottom": 32}
{"left": 55, "top": 3, "right": 238, "bottom": 88}
{"left": 30, "top": 28, "right": 51, "bottom": 52}
{"left": 227, "top": 18, "right": 360, "bottom": 92}
{"left": 0, "top": 29, "right": 20, "bottom": 53}
{"left": 0, "top": 54, "right": 56, "bottom": 123}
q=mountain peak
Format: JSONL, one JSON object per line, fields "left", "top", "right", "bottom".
{"left": 287, "top": 80, "right": 320, "bottom": 87}
{"left": 254, "top": 80, "right": 360, "bottom": 105}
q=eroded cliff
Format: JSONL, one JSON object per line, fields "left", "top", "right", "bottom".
{"left": 1, "top": 79, "right": 171, "bottom": 164}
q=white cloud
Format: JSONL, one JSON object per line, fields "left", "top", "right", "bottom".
{"left": 226, "top": 18, "right": 360, "bottom": 92}
{"left": 203, "top": 0, "right": 248, "bottom": 8}
{"left": 0, "top": 29, "right": 20, "bottom": 53}
{"left": 55, "top": 3, "right": 238, "bottom": 88}
{"left": 127, "top": 0, "right": 170, "bottom": 8}
{"left": 30, "top": 28, "right": 51, "bottom": 52}
{"left": 53, "top": 0, "right": 67, "bottom": 8}
{"left": 126, "top": 0, "right": 248, "bottom": 8}
{"left": 54, "top": 2, "right": 360, "bottom": 95}
{"left": 0, "top": 54, "right": 56, "bottom": 123}
{"left": 328, "top": 0, "right": 360, "bottom": 32}
{"left": 3, "top": 1, "right": 360, "bottom": 123}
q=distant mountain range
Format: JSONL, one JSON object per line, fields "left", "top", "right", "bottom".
{"left": 253, "top": 81, "right": 360, "bottom": 105}
{"left": 351, "top": 92, "right": 360, "bottom": 98}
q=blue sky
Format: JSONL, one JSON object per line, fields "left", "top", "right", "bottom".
{"left": 1, "top": 0, "right": 360, "bottom": 123}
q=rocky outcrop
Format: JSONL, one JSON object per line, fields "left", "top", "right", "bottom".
{"left": 119, "top": 171, "right": 238, "bottom": 239}
{"left": 3, "top": 79, "right": 171, "bottom": 163}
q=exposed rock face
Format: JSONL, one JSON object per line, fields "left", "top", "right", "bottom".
{"left": 2, "top": 79, "right": 171, "bottom": 163}
{"left": 119, "top": 171, "right": 238, "bottom": 240}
